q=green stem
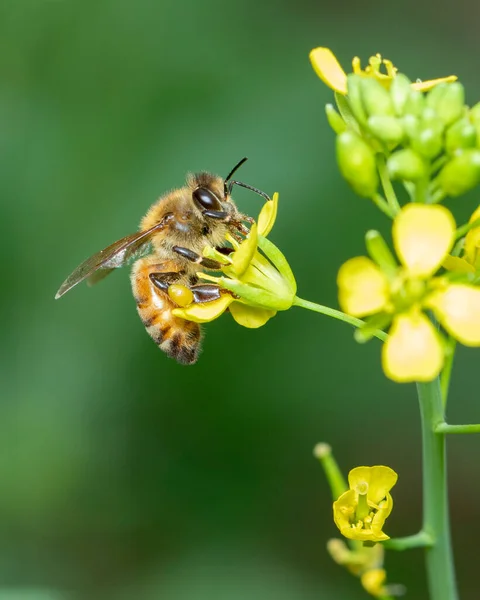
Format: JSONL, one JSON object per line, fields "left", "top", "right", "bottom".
{"left": 371, "top": 193, "right": 396, "bottom": 219}
{"left": 376, "top": 155, "right": 401, "bottom": 214}
{"left": 292, "top": 296, "right": 388, "bottom": 342}
{"left": 455, "top": 217, "right": 480, "bottom": 240}
{"left": 383, "top": 530, "right": 433, "bottom": 551}
{"left": 435, "top": 422, "right": 480, "bottom": 434}
{"left": 417, "top": 380, "right": 458, "bottom": 600}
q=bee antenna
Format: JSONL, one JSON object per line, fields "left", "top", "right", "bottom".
{"left": 223, "top": 157, "right": 271, "bottom": 202}
{"left": 224, "top": 157, "right": 248, "bottom": 195}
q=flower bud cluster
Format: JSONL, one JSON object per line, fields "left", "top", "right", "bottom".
{"left": 332, "top": 74, "right": 480, "bottom": 201}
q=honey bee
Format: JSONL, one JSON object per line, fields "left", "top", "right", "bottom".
{"left": 55, "top": 158, "right": 269, "bottom": 365}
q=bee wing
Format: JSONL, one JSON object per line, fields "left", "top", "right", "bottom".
{"left": 55, "top": 220, "right": 169, "bottom": 299}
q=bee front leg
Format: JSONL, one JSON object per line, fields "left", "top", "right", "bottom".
{"left": 172, "top": 246, "right": 226, "bottom": 270}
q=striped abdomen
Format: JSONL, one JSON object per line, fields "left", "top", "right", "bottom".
{"left": 130, "top": 258, "right": 202, "bottom": 365}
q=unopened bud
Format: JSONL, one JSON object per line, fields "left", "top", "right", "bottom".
{"left": 336, "top": 131, "right": 379, "bottom": 197}
{"left": 403, "top": 89, "right": 425, "bottom": 116}
{"left": 390, "top": 73, "right": 412, "bottom": 116}
{"left": 325, "top": 104, "right": 347, "bottom": 134}
{"left": 410, "top": 124, "right": 444, "bottom": 159}
{"left": 445, "top": 117, "right": 477, "bottom": 155}
{"left": 360, "top": 78, "right": 395, "bottom": 117}
{"left": 428, "top": 82, "right": 465, "bottom": 126}
{"left": 439, "top": 149, "right": 480, "bottom": 196}
{"left": 387, "top": 148, "right": 427, "bottom": 181}
{"left": 367, "top": 115, "right": 404, "bottom": 146}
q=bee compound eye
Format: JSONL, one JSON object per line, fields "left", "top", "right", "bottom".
{"left": 192, "top": 187, "right": 222, "bottom": 211}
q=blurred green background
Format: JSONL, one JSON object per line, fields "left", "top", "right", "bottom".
{"left": 2, "top": 0, "right": 480, "bottom": 598}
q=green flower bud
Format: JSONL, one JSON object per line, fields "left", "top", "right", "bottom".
{"left": 413, "top": 118, "right": 444, "bottom": 160}
{"left": 439, "top": 149, "right": 480, "bottom": 196}
{"left": 336, "top": 130, "right": 379, "bottom": 197}
{"left": 387, "top": 148, "right": 427, "bottom": 181}
{"left": 360, "top": 78, "right": 395, "bottom": 117}
{"left": 367, "top": 115, "right": 404, "bottom": 146}
{"left": 429, "top": 82, "right": 465, "bottom": 126}
{"left": 411, "top": 127, "right": 443, "bottom": 159}
{"left": 346, "top": 74, "right": 368, "bottom": 126}
{"left": 445, "top": 117, "right": 477, "bottom": 155}
{"left": 402, "top": 114, "right": 420, "bottom": 139}
{"left": 325, "top": 103, "right": 347, "bottom": 134}
{"left": 390, "top": 74, "right": 413, "bottom": 116}
{"left": 426, "top": 83, "right": 448, "bottom": 110}
{"left": 470, "top": 102, "right": 480, "bottom": 122}
{"left": 403, "top": 89, "right": 425, "bottom": 116}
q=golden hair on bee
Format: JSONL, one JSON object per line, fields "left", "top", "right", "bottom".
{"left": 55, "top": 158, "right": 270, "bottom": 364}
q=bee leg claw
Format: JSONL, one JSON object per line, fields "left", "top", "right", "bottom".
{"left": 172, "top": 246, "right": 225, "bottom": 270}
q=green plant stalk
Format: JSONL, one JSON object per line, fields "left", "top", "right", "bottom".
{"left": 376, "top": 155, "right": 401, "bottom": 214}
{"left": 435, "top": 422, "right": 480, "bottom": 434}
{"left": 292, "top": 297, "right": 388, "bottom": 342}
{"left": 417, "top": 379, "right": 458, "bottom": 600}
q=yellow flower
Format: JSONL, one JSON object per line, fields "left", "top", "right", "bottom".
{"left": 172, "top": 193, "right": 297, "bottom": 328}
{"left": 338, "top": 204, "right": 480, "bottom": 382}
{"left": 333, "top": 466, "right": 398, "bottom": 542}
{"left": 444, "top": 205, "right": 480, "bottom": 274}
{"left": 309, "top": 47, "right": 457, "bottom": 95}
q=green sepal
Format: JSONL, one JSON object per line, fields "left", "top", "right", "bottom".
{"left": 336, "top": 131, "right": 379, "bottom": 197}
{"left": 325, "top": 103, "right": 347, "bottom": 134}
{"left": 346, "top": 74, "right": 368, "bottom": 126}
{"left": 334, "top": 92, "right": 360, "bottom": 133}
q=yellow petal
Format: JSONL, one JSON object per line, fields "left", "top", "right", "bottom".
{"left": 172, "top": 295, "right": 233, "bottom": 323}
{"left": 382, "top": 311, "right": 444, "bottom": 382}
{"left": 443, "top": 255, "right": 475, "bottom": 274}
{"left": 428, "top": 284, "right": 480, "bottom": 346}
{"left": 337, "top": 257, "right": 389, "bottom": 317}
{"left": 309, "top": 47, "right": 348, "bottom": 94}
{"left": 257, "top": 192, "right": 278, "bottom": 237}
{"left": 333, "top": 490, "right": 357, "bottom": 537}
{"left": 361, "top": 569, "right": 388, "bottom": 597}
{"left": 411, "top": 75, "right": 457, "bottom": 91}
{"left": 231, "top": 223, "right": 258, "bottom": 277}
{"left": 348, "top": 466, "right": 398, "bottom": 505}
{"left": 393, "top": 204, "right": 456, "bottom": 277}
{"left": 229, "top": 302, "right": 276, "bottom": 328}
{"left": 371, "top": 492, "right": 394, "bottom": 538}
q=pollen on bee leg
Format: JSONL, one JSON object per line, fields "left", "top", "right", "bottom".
{"left": 168, "top": 284, "right": 194, "bottom": 307}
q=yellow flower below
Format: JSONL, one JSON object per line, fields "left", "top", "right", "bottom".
{"left": 333, "top": 465, "right": 397, "bottom": 542}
